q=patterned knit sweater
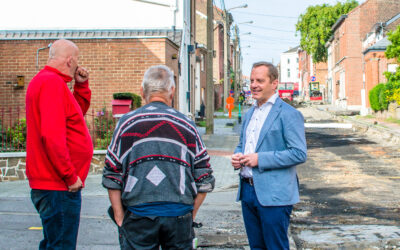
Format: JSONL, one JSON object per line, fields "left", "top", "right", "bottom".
{"left": 102, "top": 101, "right": 215, "bottom": 207}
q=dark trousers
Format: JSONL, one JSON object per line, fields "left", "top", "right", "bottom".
{"left": 241, "top": 182, "right": 292, "bottom": 250}
{"left": 116, "top": 210, "right": 193, "bottom": 250}
{"left": 31, "top": 189, "right": 82, "bottom": 250}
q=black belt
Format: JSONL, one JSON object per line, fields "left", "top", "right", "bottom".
{"left": 242, "top": 177, "right": 254, "bottom": 186}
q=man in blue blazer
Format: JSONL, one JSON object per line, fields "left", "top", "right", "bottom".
{"left": 231, "top": 61, "right": 307, "bottom": 249}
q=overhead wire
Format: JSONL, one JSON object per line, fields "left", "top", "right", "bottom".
{"left": 234, "top": 11, "right": 297, "bottom": 19}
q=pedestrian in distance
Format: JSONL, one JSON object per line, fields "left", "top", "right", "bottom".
{"left": 26, "top": 39, "right": 93, "bottom": 250}
{"left": 103, "top": 65, "right": 215, "bottom": 249}
{"left": 231, "top": 61, "right": 307, "bottom": 249}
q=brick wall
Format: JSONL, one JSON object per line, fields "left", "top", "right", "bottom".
{"left": 315, "top": 62, "right": 328, "bottom": 98}
{"left": 0, "top": 38, "right": 179, "bottom": 113}
{"left": 195, "top": 0, "right": 224, "bottom": 86}
{"left": 364, "top": 51, "right": 397, "bottom": 107}
{"left": 344, "top": 7, "right": 363, "bottom": 106}
{"left": 359, "top": 0, "right": 400, "bottom": 39}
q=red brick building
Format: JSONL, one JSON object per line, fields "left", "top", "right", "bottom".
{"left": 195, "top": 0, "right": 225, "bottom": 110}
{"left": 0, "top": 30, "right": 180, "bottom": 114}
{"left": 298, "top": 49, "right": 328, "bottom": 101}
{"left": 326, "top": 0, "right": 400, "bottom": 110}
{"left": 362, "top": 14, "right": 400, "bottom": 109}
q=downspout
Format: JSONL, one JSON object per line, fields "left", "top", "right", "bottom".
{"left": 172, "top": 0, "right": 178, "bottom": 41}
{"left": 36, "top": 43, "right": 52, "bottom": 71}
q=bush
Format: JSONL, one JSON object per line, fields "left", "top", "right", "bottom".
{"left": 369, "top": 84, "right": 388, "bottom": 111}
{"left": 113, "top": 92, "right": 142, "bottom": 109}
{"left": 93, "top": 111, "right": 115, "bottom": 150}
{"left": 384, "top": 70, "right": 400, "bottom": 105}
{"left": 6, "top": 118, "right": 27, "bottom": 149}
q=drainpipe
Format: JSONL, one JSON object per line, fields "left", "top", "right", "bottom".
{"left": 36, "top": 43, "right": 52, "bottom": 71}
{"left": 172, "top": 0, "right": 178, "bottom": 41}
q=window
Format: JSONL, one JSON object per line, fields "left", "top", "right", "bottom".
{"left": 287, "top": 69, "right": 290, "bottom": 78}
{"left": 288, "top": 58, "right": 290, "bottom": 64}
{"left": 388, "top": 64, "right": 398, "bottom": 73}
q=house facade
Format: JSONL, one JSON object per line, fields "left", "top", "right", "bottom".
{"left": 0, "top": 0, "right": 198, "bottom": 116}
{"left": 195, "top": 0, "right": 226, "bottom": 110}
{"left": 0, "top": 30, "right": 180, "bottom": 114}
{"left": 326, "top": 0, "right": 400, "bottom": 111}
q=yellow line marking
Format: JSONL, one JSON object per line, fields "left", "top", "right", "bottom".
{"left": 28, "top": 227, "right": 42, "bottom": 230}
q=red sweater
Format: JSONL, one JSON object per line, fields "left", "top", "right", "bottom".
{"left": 26, "top": 66, "right": 93, "bottom": 190}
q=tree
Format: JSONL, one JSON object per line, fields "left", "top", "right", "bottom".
{"left": 384, "top": 25, "right": 400, "bottom": 105}
{"left": 296, "top": 0, "right": 358, "bottom": 63}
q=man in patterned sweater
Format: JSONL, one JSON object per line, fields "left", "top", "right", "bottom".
{"left": 103, "top": 65, "right": 215, "bottom": 249}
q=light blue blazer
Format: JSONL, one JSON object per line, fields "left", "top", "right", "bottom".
{"left": 235, "top": 97, "right": 307, "bottom": 206}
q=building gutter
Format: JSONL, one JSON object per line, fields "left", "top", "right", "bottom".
{"left": 332, "top": 15, "right": 347, "bottom": 32}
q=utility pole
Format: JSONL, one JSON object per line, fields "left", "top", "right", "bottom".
{"left": 234, "top": 25, "right": 239, "bottom": 102}
{"left": 223, "top": 11, "right": 231, "bottom": 112}
{"left": 206, "top": 0, "right": 214, "bottom": 134}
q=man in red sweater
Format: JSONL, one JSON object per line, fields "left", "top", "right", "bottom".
{"left": 26, "top": 39, "right": 93, "bottom": 250}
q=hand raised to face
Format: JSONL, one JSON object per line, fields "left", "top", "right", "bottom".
{"left": 74, "top": 67, "right": 89, "bottom": 83}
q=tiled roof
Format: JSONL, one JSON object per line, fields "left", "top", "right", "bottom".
{"left": 0, "top": 29, "right": 182, "bottom": 45}
{"left": 363, "top": 37, "right": 391, "bottom": 54}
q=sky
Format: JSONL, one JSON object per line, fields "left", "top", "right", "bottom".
{"left": 220, "top": 0, "right": 366, "bottom": 76}
{"left": 0, "top": 0, "right": 365, "bottom": 76}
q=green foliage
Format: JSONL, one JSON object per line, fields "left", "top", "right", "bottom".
{"left": 131, "top": 93, "right": 142, "bottom": 109}
{"left": 385, "top": 25, "right": 400, "bottom": 63}
{"left": 113, "top": 92, "right": 133, "bottom": 100}
{"left": 369, "top": 84, "right": 388, "bottom": 111}
{"left": 296, "top": 0, "right": 358, "bottom": 63}
{"left": 94, "top": 111, "right": 115, "bottom": 150}
{"left": 95, "top": 130, "right": 113, "bottom": 150}
{"left": 5, "top": 118, "right": 27, "bottom": 149}
{"left": 383, "top": 25, "right": 400, "bottom": 105}
{"left": 196, "top": 120, "right": 206, "bottom": 127}
{"left": 113, "top": 92, "right": 142, "bottom": 109}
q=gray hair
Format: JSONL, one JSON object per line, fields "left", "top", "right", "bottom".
{"left": 142, "top": 65, "right": 175, "bottom": 101}
{"left": 252, "top": 61, "right": 279, "bottom": 81}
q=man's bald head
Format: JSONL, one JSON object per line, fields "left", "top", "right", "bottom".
{"left": 47, "top": 39, "right": 79, "bottom": 77}
{"left": 49, "top": 39, "right": 78, "bottom": 60}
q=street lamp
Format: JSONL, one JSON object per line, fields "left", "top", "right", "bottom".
{"left": 223, "top": 3, "right": 248, "bottom": 112}
{"left": 240, "top": 32, "right": 252, "bottom": 36}
{"left": 227, "top": 4, "right": 248, "bottom": 11}
{"left": 238, "top": 20, "right": 253, "bottom": 25}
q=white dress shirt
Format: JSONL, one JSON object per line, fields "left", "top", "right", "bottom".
{"left": 240, "top": 93, "right": 279, "bottom": 178}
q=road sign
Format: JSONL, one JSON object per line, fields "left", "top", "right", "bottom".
{"left": 311, "top": 76, "right": 316, "bottom": 82}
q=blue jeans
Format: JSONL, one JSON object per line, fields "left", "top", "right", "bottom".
{"left": 31, "top": 189, "right": 82, "bottom": 250}
{"left": 241, "top": 181, "right": 293, "bottom": 250}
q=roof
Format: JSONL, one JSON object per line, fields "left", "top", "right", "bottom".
{"left": 363, "top": 37, "right": 391, "bottom": 54}
{"left": 0, "top": 29, "right": 182, "bottom": 45}
{"left": 332, "top": 15, "right": 347, "bottom": 32}
{"left": 283, "top": 45, "right": 300, "bottom": 54}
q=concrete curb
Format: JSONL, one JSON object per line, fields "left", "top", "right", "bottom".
{"left": 337, "top": 116, "right": 400, "bottom": 145}
{"left": 314, "top": 106, "right": 400, "bottom": 145}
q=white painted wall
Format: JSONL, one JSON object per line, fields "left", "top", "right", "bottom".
{"left": 280, "top": 51, "right": 299, "bottom": 83}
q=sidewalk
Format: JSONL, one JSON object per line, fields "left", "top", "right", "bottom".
{"left": 315, "top": 105, "right": 400, "bottom": 145}
{"left": 0, "top": 112, "right": 249, "bottom": 249}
